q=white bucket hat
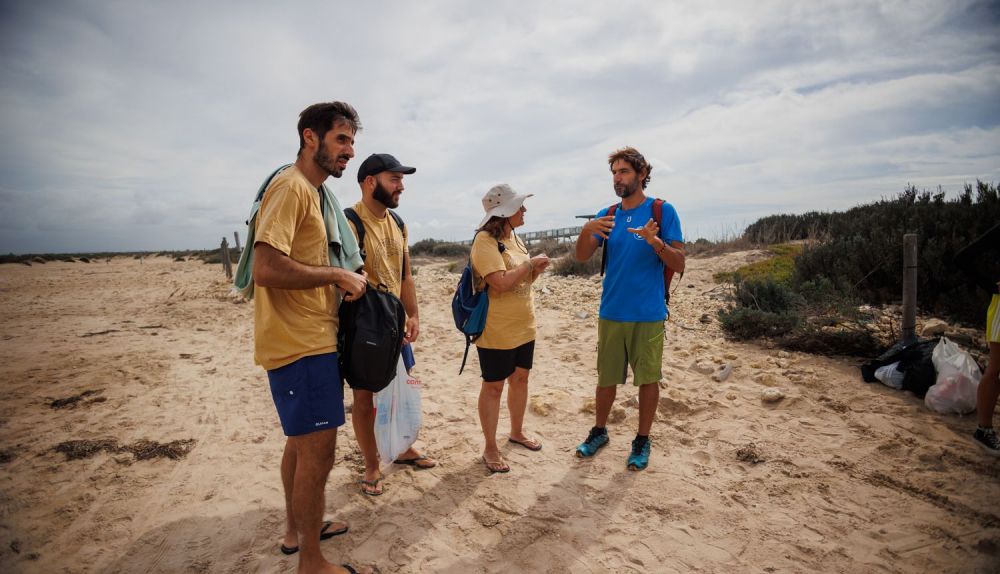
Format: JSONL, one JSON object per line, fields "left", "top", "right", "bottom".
{"left": 478, "top": 183, "right": 533, "bottom": 228}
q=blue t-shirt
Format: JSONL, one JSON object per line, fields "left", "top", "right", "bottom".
{"left": 595, "top": 197, "right": 683, "bottom": 322}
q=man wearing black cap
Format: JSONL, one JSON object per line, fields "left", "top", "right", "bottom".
{"left": 345, "top": 153, "right": 436, "bottom": 496}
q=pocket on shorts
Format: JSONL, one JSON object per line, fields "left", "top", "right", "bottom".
{"left": 304, "top": 355, "right": 342, "bottom": 430}
{"left": 269, "top": 362, "right": 307, "bottom": 433}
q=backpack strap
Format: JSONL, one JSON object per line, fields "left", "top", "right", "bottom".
{"left": 387, "top": 209, "right": 407, "bottom": 282}
{"left": 343, "top": 207, "right": 366, "bottom": 262}
{"left": 245, "top": 164, "right": 292, "bottom": 226}
{"left": 651, "top": 197, "right": 682, "bottom": 304}
{"left": 599, "top": 203, "right": 619, "bottom": 276}
{"left": 345, "top": 207, "right": 410, "bottom": 282}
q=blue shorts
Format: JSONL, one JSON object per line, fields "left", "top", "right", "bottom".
{"left": 267, "top": 352, "right": 345, "bottom": 436}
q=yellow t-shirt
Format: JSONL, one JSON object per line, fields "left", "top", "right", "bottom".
{"left": 346, "top": 201, "right": 409, "bottom": 298}
{"left": 471, "top": 233, "right": 536, "bottom": 350}
{"left": 253, "top": 166, "right": 338, "bottom": 370}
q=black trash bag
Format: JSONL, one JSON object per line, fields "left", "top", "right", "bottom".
{"left": 860, "top": 338, "right": 939, "bottom": 397}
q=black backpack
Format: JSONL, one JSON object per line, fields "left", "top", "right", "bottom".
{"left": 338, "top": 283, "right": 406, "bottom": 392}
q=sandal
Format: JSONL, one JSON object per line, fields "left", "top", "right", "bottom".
{"left": 482, "top": 456, "right": 510, "bottom": 474}
{"left": 278, "top": 520, "right": 349, "bottom": 554}
{"left": 393, "top": 454, "right": 437, "bottom": 469}
{"left": 508, "top": 436, "right": 542, "bottom": 451}
{"left": 359, "top": 475, "right": 384, "bottom": 496}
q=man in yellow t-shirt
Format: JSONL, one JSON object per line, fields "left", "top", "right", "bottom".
{"left": 344, "top": 153, "right": 436, "bottom": 496}
{"left": 253, "top": 102, "right": 369, "bottom": 573}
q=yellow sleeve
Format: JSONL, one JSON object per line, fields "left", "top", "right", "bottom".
{"left": 471, "top": 234, "right": 505, "bottom": 279}
{"left": 256, "top": 179, "right": 306, "bottom": 255}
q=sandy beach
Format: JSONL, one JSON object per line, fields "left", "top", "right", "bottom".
{"left": 0, "top": 253, "right": 997, "bottom": 573}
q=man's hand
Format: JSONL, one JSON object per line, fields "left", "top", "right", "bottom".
{"left": 530, "top": 254, "right": 551, "bottom": 274}
{"left": 403, "top": 315, "right": 420, "bottom": 344}
{"left": 584, "top": 215, "right": 615, "bottom": 239}
{"left": 335, "top": 269, "right": 367, "bottom": 302}
{"left": 627, "top": 218, "right": 660, "bottom": 244}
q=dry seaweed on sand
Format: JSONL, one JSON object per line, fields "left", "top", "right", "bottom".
{"left": 736, "top": 443, "right": 765, "bottom": 464}
{"left": 121, "top": 439, "right": 196, "bottom": 460}
{"left": 54, "top": 439, "right": 119, "bottom": 460}
{"left": 53, "top": 438, "right": 196, "bottom": 461}
{"left": 49, "top": 390, "right": 102, "bottom": 409}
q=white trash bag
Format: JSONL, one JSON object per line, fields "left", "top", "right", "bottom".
{"left": 373, "top": 357, "right": 422, "bottom": 468}
{"left": 874, "top": 361, "right": 905, "bottom": 390}
{"left": 925, "top": 337, "right": 982, "bottom": 415}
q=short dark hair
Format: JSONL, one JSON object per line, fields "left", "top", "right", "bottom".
{"left": 297, "top": 101, "right": 361, "bottom": 154}
{"left": 608, "top": 146, "right": 651, "bottom": 189}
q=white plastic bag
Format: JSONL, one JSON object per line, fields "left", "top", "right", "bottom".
{"left": 925, "top": 337, "right": 981, "bottom": 415}
{"left": 373, "top": 357, "right": 422, "bottom": 468}
{"left": 874, "top": 361, "right": 905, "bottom": 390}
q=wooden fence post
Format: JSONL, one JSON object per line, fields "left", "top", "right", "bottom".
{"left": 901, "top": 233, "right": 917, "bottom": 345}
{"left": 221, "top": 238, "right": 233, "bottom": 280}
{"left": 234, "top": 231, "right": 241, "bottom": 254}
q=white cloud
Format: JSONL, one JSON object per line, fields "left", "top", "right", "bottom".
{"left": 0, "top": 0, "right": 997, "bottom": 252}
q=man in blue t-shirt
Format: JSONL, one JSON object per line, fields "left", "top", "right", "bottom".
{"left": 573, "top": 146, "right": 685, "bottom": 471}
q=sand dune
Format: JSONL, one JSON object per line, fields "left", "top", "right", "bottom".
{"left": 0, "top": 253, "right": 996, "bottom": 573}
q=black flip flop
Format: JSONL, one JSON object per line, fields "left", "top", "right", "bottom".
{"left": 393, "top": 455, "right": 437, "bottom": 469}
{"left": 279, "top": 520, "right": 349, "bottom": 555}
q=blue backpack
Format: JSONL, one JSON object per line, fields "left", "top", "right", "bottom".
{"left": 452, "top": 233, "right": 492, "bottom": 374}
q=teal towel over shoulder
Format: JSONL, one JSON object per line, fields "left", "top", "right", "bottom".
{"left": 233, "top": 164, "right": 364, "bottom": 300}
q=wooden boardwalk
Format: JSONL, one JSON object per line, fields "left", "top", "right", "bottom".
{"left": 457, "top": 215, "right": 594, "bottom": 245}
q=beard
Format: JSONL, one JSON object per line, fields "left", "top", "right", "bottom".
{"left": 314, "top": 141, "right": 349, "bottom": 178}
{"left": 373, "top": 180, "right": 400, "bottom": 209}
{"left": 614, "top": 179, "right": 639, "bottom": 198}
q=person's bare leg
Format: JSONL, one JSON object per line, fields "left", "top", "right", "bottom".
{"left": 977, "top": 342, "right": 1000, "bottom": 428}
{"left": 478, "top": 380, "right": 507, "bottom": 469}
{"left": 281, "top": 438, "right": 298, "bottom": 549}
{"left": 595, "top": 385, "right": 618, "bottom": 428}
{"left": 507, "top": 367, "right": 536, "bottom": 444}
{"left": 637, "top": 382, "right": 660, "bottom": 436}
{"left": 289, "top": 428, "right": 340, "bottom": 573}
{"left": 351, "top": 389, "right": 382, "bottom": 492}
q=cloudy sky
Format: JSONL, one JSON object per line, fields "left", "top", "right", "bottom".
{"left": 1, "top": 0, "right": 998, "bottom": 254}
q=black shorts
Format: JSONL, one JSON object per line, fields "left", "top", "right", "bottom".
{"left": 477, "top": 340, "right": 535, "bottom": 382}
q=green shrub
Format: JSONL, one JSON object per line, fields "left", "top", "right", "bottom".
{"left": 714, "top": 243, "right": 802, "bottom": 285}
{"left": 731, "top": 278, "right": 803, "bottom": 313}
{"left": 410, "top": 239, "right": 470, "bottom": 257}
{"left": 718, "top": 307, "right": 800, "bottom": 339}
{"left": 553, "top": 254, "right": 601, "bottom": 277}
{"left": 742, "top": 181, "right": 998, "bottom": 327}
{"left": 530, "top": 239, "right": 574, "bottom": 258}
{"left": 780, "top": 325, "right": 881, "bottom": 356}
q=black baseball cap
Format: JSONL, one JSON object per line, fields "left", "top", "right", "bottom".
{"left": 356, "top": 153, "right": 416, "bottom": 183}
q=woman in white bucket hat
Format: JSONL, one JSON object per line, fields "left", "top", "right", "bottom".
{"left": 470, "top": 184, "right": 551, "bottom": 473}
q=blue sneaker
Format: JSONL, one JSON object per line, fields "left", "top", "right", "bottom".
{"left": 627, "top": 438, "right": 651, "bottom": 471}
{"left": 576, "top": 428, "right": 609, "bottom": 457}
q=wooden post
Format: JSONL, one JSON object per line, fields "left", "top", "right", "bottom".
{"left": 221, "top": 237, "right": 232, "bottom": 280}
{"left": 234, "top": 231, "right": 241, "bottom": 254}
{"left": 901, "top": 233, "right": 917, "bottom": 345}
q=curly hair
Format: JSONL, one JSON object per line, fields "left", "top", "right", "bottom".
{"left": 608, "top": 146, "right": 651, "bottom": 189}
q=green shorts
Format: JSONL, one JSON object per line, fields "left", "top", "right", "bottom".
{"left": 597, "top": 319, "right": 664, "bottom": 388}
